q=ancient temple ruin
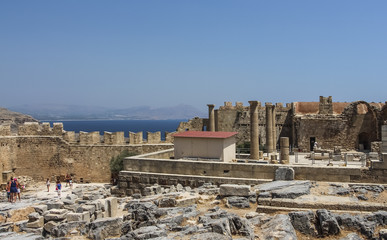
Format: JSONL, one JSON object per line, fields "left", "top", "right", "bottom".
{"left": 179, "top": 96, "right": 387, "bottom": 152}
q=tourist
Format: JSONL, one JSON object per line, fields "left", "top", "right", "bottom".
{"left": 15, "top": 178, "right": 21, "bottom": 201}
{"left": 6, "top": 178, "right": 11, "bottom": 202}
{"left": 69, "top": 178, "right": 73, "bottom": 189}
{"left": 46, "top": 178, "right": 50, "bottom": 192}
{"left": 9, "top": 178, "right": 18, "bottom": 203}
{"left": 56, "top": 180, "right": 62, "bottom": 198}
{"left": 65, "top": 174, "right": 70, "bottom": 187}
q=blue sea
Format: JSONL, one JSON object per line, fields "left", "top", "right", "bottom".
{"left": 46, "top": 119, "right": 185, "bottom": 140}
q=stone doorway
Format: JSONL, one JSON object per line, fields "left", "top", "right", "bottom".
{"left": 358, "top": 132, "right": 370, "bottom": 151}
{"left": 310, "top": 137, "right": 316, "bottom": 151}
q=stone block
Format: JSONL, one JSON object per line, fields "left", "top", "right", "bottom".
{"left": 82, "top": 205, "right": 96, "bottom": 216}
{"left": 275, "top": 167, "right": 295, "bottom": 181}
{"left": 33, "top": 205, "right": 48, "bottom": 215}
{"left": 219, "top": 184, "right": 250, "bottom": 197}
{"left": 94, "top": 210, "right": 103, "bottom": 220}
{"left": 333, "top": 155, "right": 341, "bottom": 161}
{"left": 67, "top": 213, "right": 83, "bottom": 222}
{"left": 44, "top": 209, "right": 68, "bottom": 222}
{"left": 88, "top": 217, "right": 123, "bottom": 240}
{"left": 106, "top": 197, "right": 118, "bottom": 218}
{"left": 82, "top": 212, "right": 90, "bottom": 223}
{"left": 44, "top": 221, "right": 58, "bottom": 233}
{"left": 46, "top": 201, "right": 64, "bottom": 210}
{"left": 26, "top": 217, "right": 44, "bottom": 228}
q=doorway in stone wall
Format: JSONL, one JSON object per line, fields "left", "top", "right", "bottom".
{"left": 358, "top": 132, "right": 370, "bottom": 151}
{"left": 310, "top": 137, "right": 316, "bottom": 151}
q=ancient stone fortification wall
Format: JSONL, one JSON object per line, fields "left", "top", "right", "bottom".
{"left": 0, "top": 123, "right": 174, "bottom": 184}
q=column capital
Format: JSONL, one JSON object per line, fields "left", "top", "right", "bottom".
{"left": 207, "top": 104, "right": 215, "bottom": 108}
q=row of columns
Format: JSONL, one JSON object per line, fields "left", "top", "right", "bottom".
{"left": 207, "top": 101, "right": 286, "bottom": 162}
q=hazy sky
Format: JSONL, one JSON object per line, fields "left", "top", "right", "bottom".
{"left": 1, "top": 1, "right": 386, "bottom": 110}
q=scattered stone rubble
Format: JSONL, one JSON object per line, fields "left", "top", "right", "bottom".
{"left": 0, "top": 181, "right": 386, "bottom": 239}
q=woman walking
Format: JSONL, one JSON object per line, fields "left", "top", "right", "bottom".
{"left": 9, "top": 178, "right": 18, "bottom": 203}
{"left": 46, "top": 178, "right": 50, "bottom": 192}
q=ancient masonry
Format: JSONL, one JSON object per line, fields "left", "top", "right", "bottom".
{"left": 178, "top": 96, "right": 387, "bottom": 152}
{"left": 0, "top": 122, "right": 174, "bottom": 185}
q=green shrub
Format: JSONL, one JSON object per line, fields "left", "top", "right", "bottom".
{"left": 110, "top": 150, "right": 137, "bottom": 175}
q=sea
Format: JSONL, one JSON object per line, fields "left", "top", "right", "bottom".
{"left": 46, "top": 119, "right": 186, "bottom": 140}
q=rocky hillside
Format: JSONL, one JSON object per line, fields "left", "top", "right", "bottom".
{"left": 0, "top": 107, "right": 38, "bottom": 133}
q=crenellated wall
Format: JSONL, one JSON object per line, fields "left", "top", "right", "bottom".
{"left": 0, "top": 122, "right": 175, "bottom": 184}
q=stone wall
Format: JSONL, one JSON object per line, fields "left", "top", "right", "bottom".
{"left": 179, "top": 97, "right": 386, "bottom": 151}
{"left": 118, "top": 157, "right": 387, "bottom": 194}
{"left": 0, "top": 122, "right": 175, "bottom": 184}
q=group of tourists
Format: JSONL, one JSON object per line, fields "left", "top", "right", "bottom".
{"left": 45, "top": 174, "right": 72, "bottom": 198}
{"left": 5, "top": 174, "right": 74, "bottom": 202}
{"left": 6, "top": 177, "right": 23, "bottom": 203}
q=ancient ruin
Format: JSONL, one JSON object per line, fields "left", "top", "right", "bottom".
{"left": 0, "top": 96, "right": 387, "bottom": 239}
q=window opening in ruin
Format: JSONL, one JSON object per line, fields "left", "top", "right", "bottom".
{"left": 203, "top": 126, "right": 207, "bottom": 131}
{"left": 358, "top": 132, "right": 370, "bottom": 151}
{"left": 309, "top": 137, "right": 316, "bottom": 151}
{"left": 223, "top": 170, "right": 230, "bottom": 174}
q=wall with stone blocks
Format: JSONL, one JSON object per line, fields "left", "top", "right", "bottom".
{"left": 0, "top": 125, "right": 11, "bottom": 136}
{"left": 18, "top": 122, "right": 64, "bottom": 136}
{"left": 104, "top": 132, "right": 125, "bottom": 145}
{"left": 382, "top": 125, "right": 387, "bottom": 153}
{"left": 0, "top": 134, "right": 174, "bottom": 184}
{"left": 118, "top": 171, "right": 269, "bottom": 195}
{"left": 147, "top": 132, "right": 161, "bottom": 144}
{"left": 122, "top": 157, "right": 386, "bottom": 185}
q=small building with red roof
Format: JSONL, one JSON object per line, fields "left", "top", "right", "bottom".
{"left": 173, "top": 131, "right": 238, "bottom": 162}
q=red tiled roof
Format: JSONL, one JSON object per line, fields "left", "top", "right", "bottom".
{"left": 173, "top": 131, "right": 238, "bottom": 139}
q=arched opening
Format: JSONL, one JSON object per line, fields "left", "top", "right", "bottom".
{"left": 358, "top": 132, "right": 370, "bottom": 151}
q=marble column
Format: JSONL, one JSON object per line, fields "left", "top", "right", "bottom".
{"left": 249, "top": 101, "right": 260, "bottom": 160}
{"left": 265, "top": 103, "right": 274, "bottom": 153}
{"left": 280, "top": 137, "right": 290, "bottom": 164}
{"left": 272, "top": 106, "right": 276, "bottom": 152}
{"left": 207, "top": 104, "right": 215, "bottom": 132}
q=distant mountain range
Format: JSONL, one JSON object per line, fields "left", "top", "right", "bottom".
{"left": 8, "top": 104, "right": 206, "bottom": 121}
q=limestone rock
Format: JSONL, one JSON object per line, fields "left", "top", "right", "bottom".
{"left": 51, "top": 221, "right": 87, "bottom": 238}
{"left": 260, "top": 214, "right": 297, "bottom": 240}
{"left": 289, "top": 210, "right": 318, "bottom": 236}
{"left": 219, "top": 184, "right": 250, "bottom": 197}
{"left": 379, "top": 229, "right": 387, "bottom": 240}
{"left": 339, "top": 233, "right": 363, "bottom": 240}
{"left": 158, "top": 197, "right": 177, "bottom": 208}
{"left": 33, "top": 205, "right": 47, "bottom": 215}
{"left": 125, "top": 225, "right": 167, "bottom": 239}
{"left": 190, "top": 232, "right": 231, "bottom": 240}
{"left": 226, "top": 196, "right": 250, "bottom": 208}
{"left": 88, "top": 217, "right": 123, "bottom": 240}
{"left": 316, "top": 209, "right": 340, "bottom": 236}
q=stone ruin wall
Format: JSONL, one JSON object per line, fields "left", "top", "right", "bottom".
{"left": 179, "top": 102, "right": 293, "bottom": 148}
{"left": 0, "top": 123, "right": 174, "bottom": 184}
{"left": 179, "top": 98, "right": 387, "bottom": 151}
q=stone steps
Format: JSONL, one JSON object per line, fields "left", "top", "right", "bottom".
{"left": 257, "top": 197, "right": 387, "bottom": 212}
{"left": 255, "top": 205, "right": 379, "bottom": 214}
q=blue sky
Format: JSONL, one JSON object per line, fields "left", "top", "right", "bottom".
{"left": 1, "top": 1, "right": 386, "bottom": 110}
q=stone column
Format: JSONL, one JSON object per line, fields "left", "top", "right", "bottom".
{"left": 280, "top": 137, "right": 289, "bottom": 164}
{"left": 249, "top": 101, "right": 260, "bottom": 160}
{"left": 207, "top": 104, "right": 215, "bottom": 132}
{"left": 272, "top": 106, "right": 276, "bottom": 152}
{"left": 265, "top": 103, "right": 274, "bottom": 153}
